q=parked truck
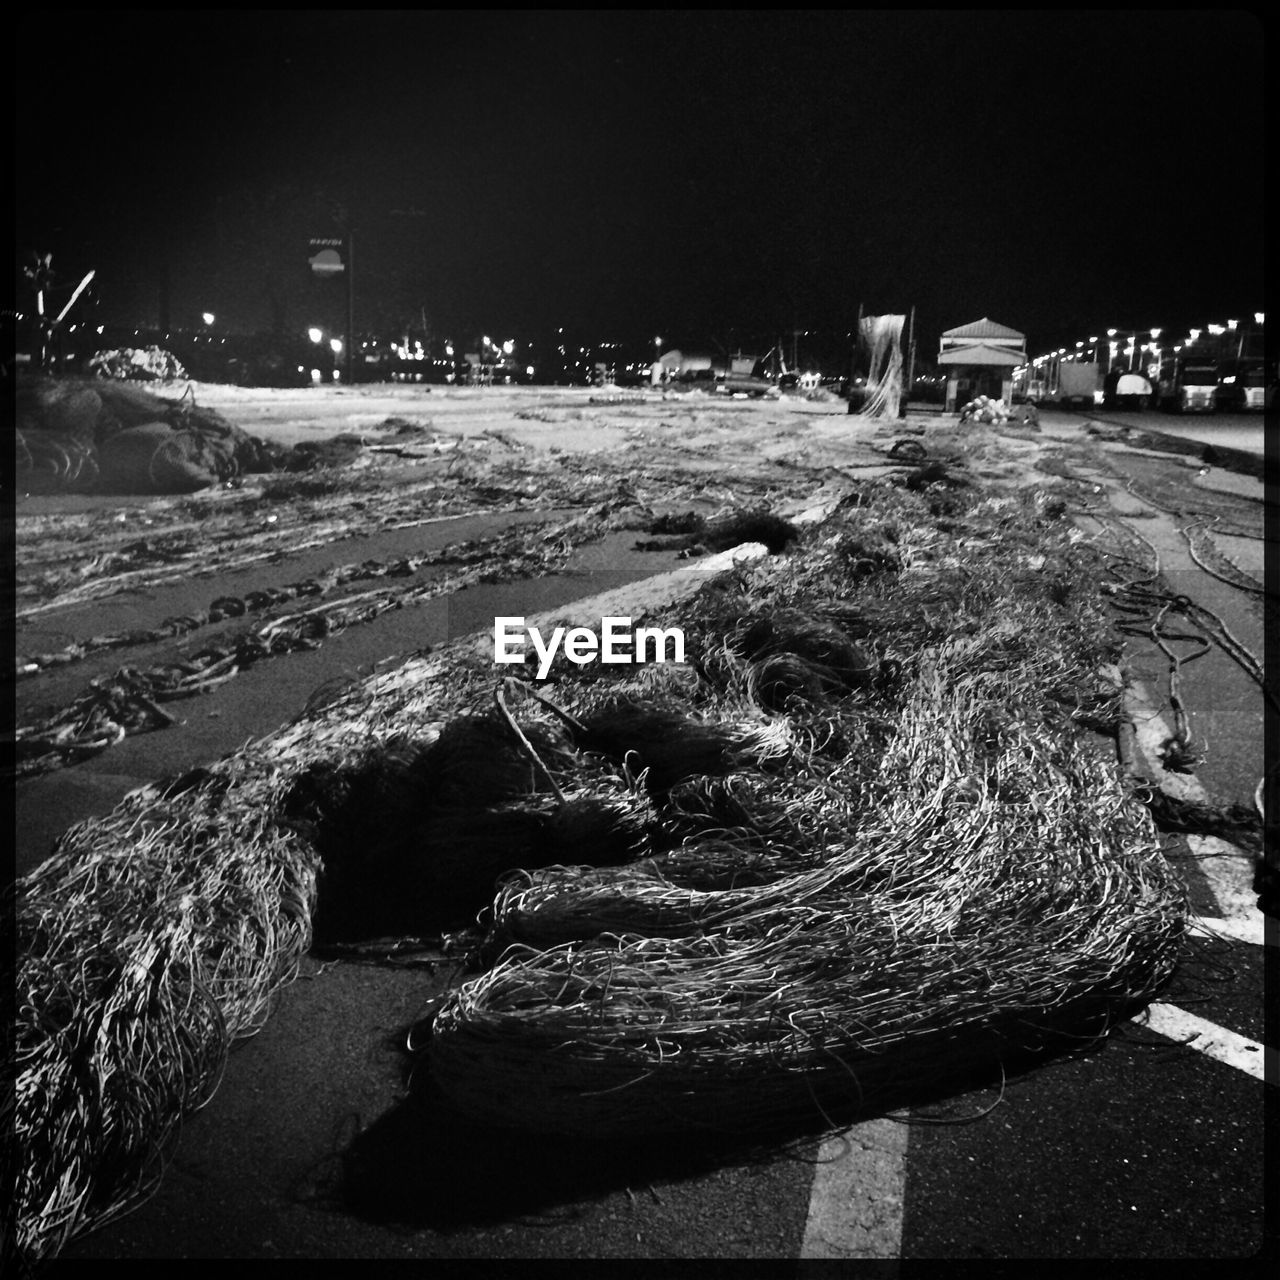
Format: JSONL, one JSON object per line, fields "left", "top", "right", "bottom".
{"left": 1214, "top": 361, "right": 1267, "bottom": 412}
{"left": 1156, "top": 359, "right": 1219, "bottom": 413}
{"left": 1053, "top": 361, "right": 1102, "bottom": 409}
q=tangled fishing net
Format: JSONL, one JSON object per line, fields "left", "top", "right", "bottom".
{"left": 9, "top": 465, "right": 1190, "bottom": 1262}
{"left": 14, "top": 375, "right": 271, "bottom": 495}
{"left": 421, "top": 481, "right": 1188, "bottom": 1134}
{"left": 87, "top": 346, "right": 188, "bottom": 382}
{"left": 856, "top": 313, "right": 906, "bottom": 419}
{"left": 9, "top": 771, "right": 319, "bottom": 1264}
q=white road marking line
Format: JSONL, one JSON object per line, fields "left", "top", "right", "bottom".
{"left": 1134, "top": 1003, "right": 1271, "bottom": 1081}
{"left": 1120, "top": 685, "right": 1271, "bottom": 1073}
{"left": 800, "top": 1116, "right": 908, "bottom": 1259}
{"left": 1188, "top": 913, "right": 1269, "bottom": 948}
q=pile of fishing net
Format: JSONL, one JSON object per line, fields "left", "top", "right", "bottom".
{"left": 416, "top": 484, "right": 1187, "bottom": 1134}
{"left": 10, "top": 769, "right": 320, "bottom": 1263}
{"left": 87, "top": 345, "right": 188, "bottom": 382}
{"left": 14, "top": 375, "right": 275, "bottom": 494}
{"left": 8, "top": 471, "right": 1189, "bottom": 1262}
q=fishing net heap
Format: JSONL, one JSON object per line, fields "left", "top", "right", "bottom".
{"left": 15, "top": 375, "right": 275, "bottom": 495}
{"left": 10, "top": 470, "right": 1189, "bottom": 1261}
{"left": 421, "top": 479, "right": 1189, "bottom": 1136}
{"left": 87, "top": 345, "right": 188, "bottom": 382}
{"left": 9, "top": 637, "right": 507, "bottom": 1264}
{"left": 857, "top": 313, "right": 906, "bottom": 419}
{"left": 10, "top": 770, "right": 320, "bottom": 1263}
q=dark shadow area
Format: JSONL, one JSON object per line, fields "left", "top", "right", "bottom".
{"left": 330, "top": 1006, "right": 1140, "bottom": 1234}
{"left": 282, "top": 713, "right": 651, "bottom": 946}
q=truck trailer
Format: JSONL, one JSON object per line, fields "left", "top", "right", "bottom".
{"left": 1053, "top": 362, "right": 1102, "bottom": 409}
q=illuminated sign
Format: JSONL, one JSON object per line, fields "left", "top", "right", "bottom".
{"left": 308, "top": 238, "right": 346, "bottom": 276}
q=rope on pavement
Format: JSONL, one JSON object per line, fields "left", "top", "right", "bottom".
{"left": 10, "top": 515, "right": 606, "bottom": 778}
{"left": 14, "top": 523, "right": 561, "bottom": 678}
{"left": 1181, "top": 518, "right": 1264, "bottom": 595}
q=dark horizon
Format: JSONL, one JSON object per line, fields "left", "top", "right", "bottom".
{"left": 13, "top": 11, "right": 1265, "bottom": 362}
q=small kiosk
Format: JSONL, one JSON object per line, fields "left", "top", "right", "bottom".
{"left": 938, "top": 318, "right": 1026, "bottom": 412}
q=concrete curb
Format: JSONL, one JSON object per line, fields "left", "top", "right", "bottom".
{"left": 1083, "top": 415, "right": 1267, "bottom": 480}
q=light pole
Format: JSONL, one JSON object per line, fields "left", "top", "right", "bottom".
{"left": 345, "top": 227, "right": 355, "bottom": 385}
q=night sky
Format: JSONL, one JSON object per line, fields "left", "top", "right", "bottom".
{"left": 13, "top": 10, "right": 1265, "bottom": 360}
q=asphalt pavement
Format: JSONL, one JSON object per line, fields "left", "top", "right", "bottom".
{"left": 23, "top": 405, "right": 1273, "bottom": 1263}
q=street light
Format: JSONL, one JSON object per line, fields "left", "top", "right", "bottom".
{"left": 308, "top": 327, "right": 324, "bottom": 344}
{"left": 202, "top": 312, "right": 215, "bottom": 327}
